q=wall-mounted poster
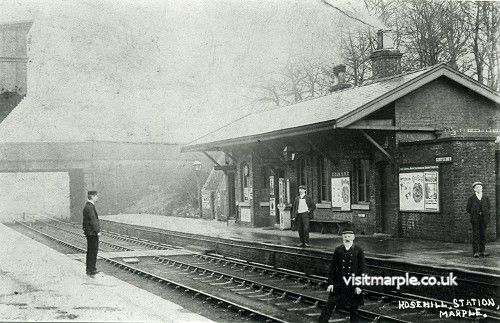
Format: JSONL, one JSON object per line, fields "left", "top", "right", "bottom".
{"left": 269, "top": 176, "right": 275, "bottom": 195}
{"left": 278, "top": 178, "right": 286, "bottom": 205}
{"left": 201, "top": 192, "right": 211, "bottom": 209}
{"left": 399, "top": 166, "right": 439, "bottom": 212}
{"left": 424, "top": 171, "right": 439, "bottom": 210}
{"left": 331, "top": 172, "right": 351, "bottom": 211}
{"left": 270, "top": 197, "right": 276, "bottom": 216}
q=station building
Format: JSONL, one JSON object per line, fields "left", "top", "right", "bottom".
{"left": 184, "top": 35, "right": 500, "bottom": 243}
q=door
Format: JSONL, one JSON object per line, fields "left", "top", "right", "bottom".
{"left": 226, "top": 171, "right": 236, "bottom": 219}
{"left": 378, "top": 162, "right": 395, "bottom": 234}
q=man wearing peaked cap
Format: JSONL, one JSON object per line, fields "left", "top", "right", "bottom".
{"left": 319, "top": 225, "right": 365, "bottom": 322}
{"left": 466, "top": 181, "right": 491, "bottom": 258}
{"left": 82, "top": 190, "right": 101, "bottom": 276}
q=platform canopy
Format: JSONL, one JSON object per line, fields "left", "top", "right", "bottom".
{"left": 183, "top": 63, "right": 500, "bottom": 151}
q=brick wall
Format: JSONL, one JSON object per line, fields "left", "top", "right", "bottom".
{"left": 395, "top": 77, "right": 497, "bottom": 137}
{"left": 398, "top": 138, "right": 496, "bottom": 242}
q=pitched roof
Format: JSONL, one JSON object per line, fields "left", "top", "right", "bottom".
{"left": 183, "top": 63, "right": 500, "bottom": 151}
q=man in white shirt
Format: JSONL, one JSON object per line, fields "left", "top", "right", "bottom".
{"left": 291, "top": 185, "right": 316, "bottom": 247}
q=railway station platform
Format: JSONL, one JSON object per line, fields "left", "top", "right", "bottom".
{"left": 0, "top": 222, "right": 212, "bottom": 322}
{"left": 103, "top": 214, "right": 500, "bottom": 276}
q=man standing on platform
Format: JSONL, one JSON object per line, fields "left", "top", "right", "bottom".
{"left": 83, "top": 190, "right": 101, "bottom": 276}
{"left": 291, "top": 185, "right": 316, "bottom": 248}
{"left": 319, "top": 227, "right": 365, "bottom": 323}
{"left": 466, "top": 182, "right": 491, "bottom": 258}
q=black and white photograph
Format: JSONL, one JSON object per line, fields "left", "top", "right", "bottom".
{"left": 0, "top": 0, "right": 499, "bottom": 322}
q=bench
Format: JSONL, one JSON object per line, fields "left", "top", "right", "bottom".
{"left": 309, "top": 219, "right": 350, "bottom": 235}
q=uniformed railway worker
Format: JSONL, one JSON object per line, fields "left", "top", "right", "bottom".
{"left": 466, "top": 181, "right": 491, "bottom": 258}
{"left": 83, "top": 190, "right": 101, "bottom": 276}
{"left": 319, "top": 227, "right": 365, "bottom": 323}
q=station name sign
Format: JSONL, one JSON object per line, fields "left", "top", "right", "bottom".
{"left": 435, "top": 156, "right": 452, "bottom": 163}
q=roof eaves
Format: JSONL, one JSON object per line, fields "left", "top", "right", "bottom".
{"left": 182, "top": 120, "right": 337, "bottom": 152}
{"left": 439, "top": 65, "right": 500, "bottom": 103}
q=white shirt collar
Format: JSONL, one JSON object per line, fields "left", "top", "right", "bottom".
{"left": 87, "top": 199, "right": 95, "bottom": 205}
{"left": 475, "top": 192, "right": 482, "bottom": 200}
{"left": 344, "top": 243, "right": 353, "bottom": 250}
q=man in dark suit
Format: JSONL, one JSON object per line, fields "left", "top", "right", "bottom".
{"left": 466, "top": 182, "right": 491, "bottom": 258}
{"left": 319, "top": 227, "right": 365, "bottom": 323}
{"left": 291, "top": 185, "right": 316, "bottom": 248}
{"left": 83, "top": 190, "right": 101, "bottom": 276}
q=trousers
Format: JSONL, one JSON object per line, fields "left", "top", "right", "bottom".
{"left": 86, "top": 235, "right": 99, "bottom": 273}
{"left": 471, "top": 220, "right": 486, "bottom": 254}
{"left": 318, "top": 293, "right": 360, "bottom": 323}
{"left": 296, "top": 212, "right": 310, "bottom": 244}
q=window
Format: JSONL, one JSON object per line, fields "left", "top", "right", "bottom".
{"left": 317, "top": 157, "right": 330, "bottom": 202}
{"left": 241, "top": 163, "right": 250, "bottom": 201}
{"left": 354, "top": 159, "right": 370, "bottom": 202}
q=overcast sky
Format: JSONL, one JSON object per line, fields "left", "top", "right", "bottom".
{"left": 0, "top": 0, "right": 382, "bottom": 142}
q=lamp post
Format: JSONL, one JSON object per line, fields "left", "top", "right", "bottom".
{"left": 193, "top": 161, "right": 202, "bottom": 218}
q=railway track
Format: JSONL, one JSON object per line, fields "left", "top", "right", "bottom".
{"left": 99, "top": 219, "right": 500, "bottom": 300}
{"left": 12, "top": 219, "right": 500, "bottom": 322}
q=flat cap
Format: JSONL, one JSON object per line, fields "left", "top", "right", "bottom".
{"left": 87, "top": 190, "right": 98, "bottom": 196}
{"left": 298, "top": 185, "right": 307, "bottom": 190}
{"left": 340, "top": 226, "right": 354, "bottom": 235}
{"left": 472, "top": 182, "right": 483, "bottom": 188}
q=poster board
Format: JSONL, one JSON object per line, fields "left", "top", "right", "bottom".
{"left": 331, "top": 172, "right": 351, "bottom": 211}
{"left": 269, "top": 197, "right": 276, "bottom": 216}
{"left": 399, "top": 166, "right": 439, "bottom": 212}
{"left": 201, "top": 192, "right": 211, "bottom": 209}
{"left": 278, "top": 178, "right": 286, "bottom": 206}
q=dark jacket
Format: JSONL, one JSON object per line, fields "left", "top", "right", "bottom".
{"left": 83, "top": 201, "right": 100, "bottom": 236}
{"left": 291, "top": 195, "right": 316, "bottom": 219}
{"left": 327, "top": 244, "right": 366, "bottom": 307}
{"left": 466, "top": 194, "right": 490, "bottom": 224}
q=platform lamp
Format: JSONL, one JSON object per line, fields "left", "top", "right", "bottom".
{"left": 193, "top": 161, "right": 203, "bottom": 218}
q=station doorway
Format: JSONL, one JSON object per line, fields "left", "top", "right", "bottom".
{"left": 0, "top": 171, "right": 70, "bottom": 222}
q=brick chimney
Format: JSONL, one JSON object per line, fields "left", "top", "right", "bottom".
{"left": 329, "top": 64, "right": 351, "bottom": 92}
{"left": 370, "top": 29, "right": 402, "bottom": 79}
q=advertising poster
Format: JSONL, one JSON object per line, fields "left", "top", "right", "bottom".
{"left": 331, "top": 175, "right": 350, "bottom": 211}
{"left": 424, "top": 172, "right": 439, "bottom": 210}
{"left": 269, "top": 197, "right": 276, "bottom": 216}
{"left": 399, "top": 168, "right": 439, "bottom": 212}
{"left": 201, "top": 191, "right": 211, "bottom": 209}
{"left": 269, "top": 176, "right": 275, "bottom": 195}
{"left": 278, "top": 178, "right": 285, "bottom": 206}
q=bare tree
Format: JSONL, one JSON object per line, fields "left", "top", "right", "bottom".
{"left": 341, "top": 30, "right": 376, "bottom": 85}
{"left": 253, "top": 0, "right": 499, "bottom": 106}
{"left": 251, "top": 59, "right": 335, "bottom": 108}
{"left": 363, "top": 0, "right": 498, "bottom": 89}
